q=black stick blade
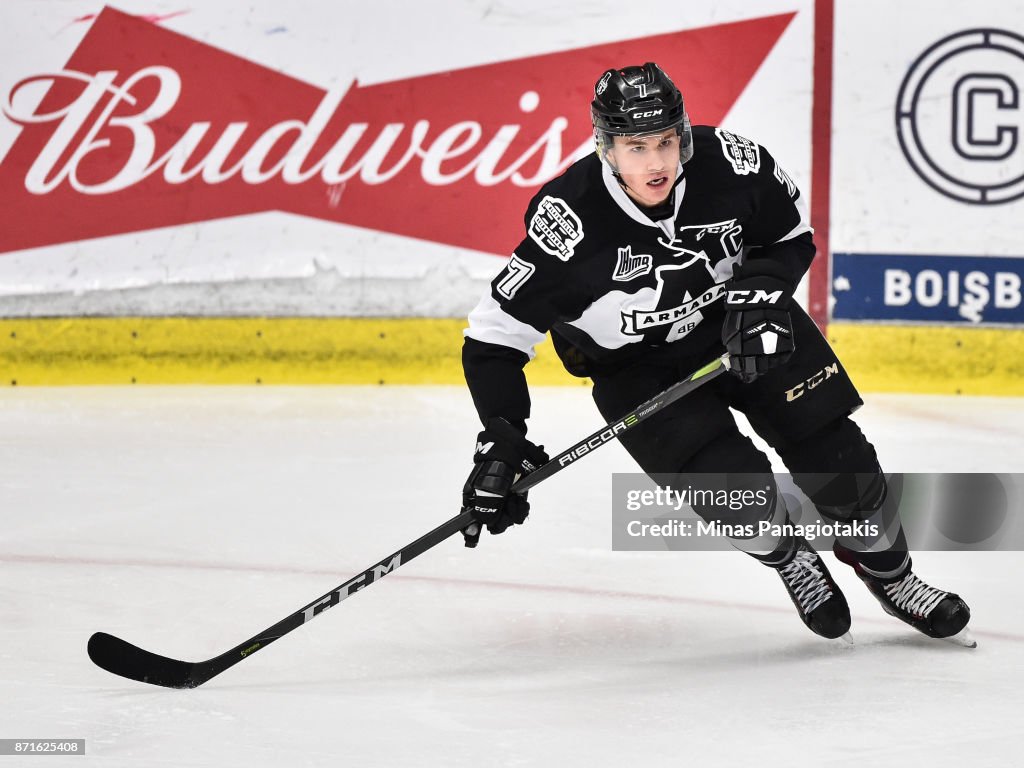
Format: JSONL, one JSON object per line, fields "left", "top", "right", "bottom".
{"left": 88, "top": 632, "right": 201, "bottom": 689}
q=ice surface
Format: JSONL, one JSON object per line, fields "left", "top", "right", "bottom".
{"left": 1, "top": 386, "right": 1022, "bottom": 767}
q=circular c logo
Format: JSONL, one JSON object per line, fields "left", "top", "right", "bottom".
{"left": 896, "top": 29, "right": 1024, "bottom": 204}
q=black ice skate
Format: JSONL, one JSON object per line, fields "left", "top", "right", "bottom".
{"left": 773, "top": 538, "right": 851, "bottom": 640}
{"left": 833, "top": 544, "right": 975, "bottom": 647}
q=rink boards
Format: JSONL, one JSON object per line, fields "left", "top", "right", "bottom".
{"left": 1, "top": 1, "right": 1022, "bottom": 393}
{"left": 2, "top": 316, "right": 1022, "bottom": 395}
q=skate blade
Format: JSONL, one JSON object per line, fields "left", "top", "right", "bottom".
{"left": 942, "top": 627, "right": 977, "bottom": 648}
{"left": 837, "top": 632, "right": 854, "bottom": 645}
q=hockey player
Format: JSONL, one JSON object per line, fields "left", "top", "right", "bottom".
{"left": 460, "top": 63, "right": 971, "bottom": 644}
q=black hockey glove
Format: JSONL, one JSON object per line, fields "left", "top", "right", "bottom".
{"left": 461, "top": 417, "right": 549, "bottom": 548}
{"left": 722, "top": 273, "right": 795, "bottom": 383}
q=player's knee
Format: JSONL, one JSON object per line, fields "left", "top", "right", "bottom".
{"left": 779, "top": 416, "right": 886, "bottom": 521}
{"left": 803, "top": 472, "right": 887, "bottom": 521}
{"left": 681, "top": 432, "right": 772, "bottom": 474}
{"left": 670, "top": 432, "right": 778, "bottom": 526}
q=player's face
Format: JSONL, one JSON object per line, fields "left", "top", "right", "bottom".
{"left": 608, "top": 130, "right": 680, "bottom": 208}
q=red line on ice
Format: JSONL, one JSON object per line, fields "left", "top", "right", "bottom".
{"left": 3, "top": 551, "right": 1018, "bottom": 642}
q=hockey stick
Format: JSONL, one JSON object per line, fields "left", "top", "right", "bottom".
{"left": 87, "top": 354, "right": 730, "bottom": 688}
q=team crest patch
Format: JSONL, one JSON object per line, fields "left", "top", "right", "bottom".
{"left": 529, "top": 196, "right": 584, "bottom": 261}
{"left": 612, "top": 245, "right": 652, "bottom": 281}
{"left": 716, "top": 128, "right": 760, "bottom": 175}
{"left": 620, "top": 252, "right": 727, "bottom": 343}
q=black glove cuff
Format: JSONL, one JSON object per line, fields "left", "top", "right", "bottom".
{"left": 473, "top": 417, "right": 548, "bottom": 472}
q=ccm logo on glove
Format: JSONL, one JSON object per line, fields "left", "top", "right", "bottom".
{"left": 726, "top": 287, "right": 785, "bottom": 306}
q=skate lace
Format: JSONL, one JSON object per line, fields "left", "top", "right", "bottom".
{"left": 779, "top": 549, "right": 831, "bottom": 614}
{"left": 883, "top": 572, "right": 947, "bottom": 618}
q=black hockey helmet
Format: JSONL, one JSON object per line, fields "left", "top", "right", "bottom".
{"left": 591, "top": 63, "right": 694, "bottom": 165}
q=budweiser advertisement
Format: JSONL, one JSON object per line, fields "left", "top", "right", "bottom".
{"left": 0, "top": 2, "right": 813, "bottom": 316}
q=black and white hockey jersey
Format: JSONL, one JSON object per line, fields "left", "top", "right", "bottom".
{"left": 463, "top": 125, "right": 815, "bottom": 432}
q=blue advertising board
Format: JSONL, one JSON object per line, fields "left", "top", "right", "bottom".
{"left": 832, "top": 252, "right": 1024, "bottom": 324}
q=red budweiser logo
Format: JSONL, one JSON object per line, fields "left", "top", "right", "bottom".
{"left": 0, "top": 8, "right": 794, "bottom": 256}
